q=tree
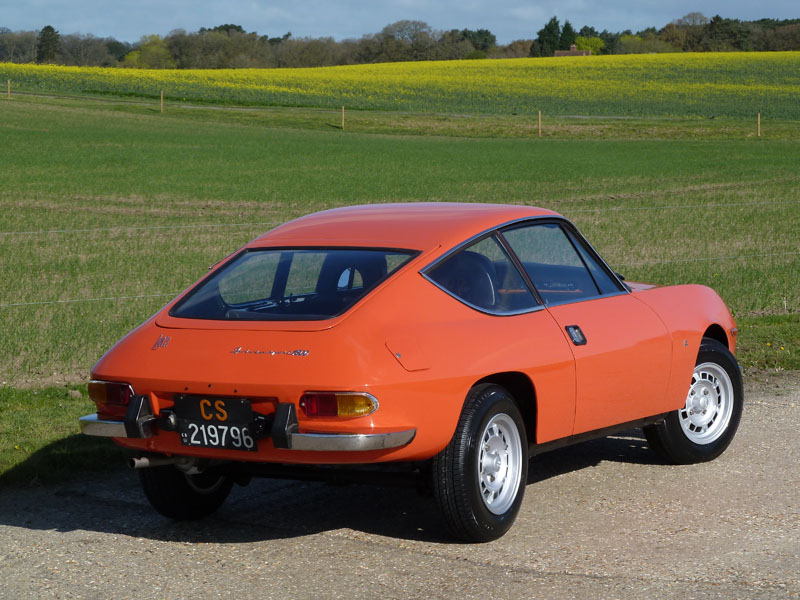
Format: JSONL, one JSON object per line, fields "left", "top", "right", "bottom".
{"left": 60, "top": 33, "right": 117, "bottom": 66}
{"left": 558, "top": 20, "right": 577, "bottom": 50}
{"left": 599, "top": 30, "right": 620, "bottom": 54}
{"left": 105, "top": 39, "right": 131, "bottom": 62}
{"left": 460, "top": 28, "right": 496, "bottom": 52}
{"left": 493, "top": 39, "right": 532, "bottom": 58}
{"left": 765, "top": 22, "right": 800, "bottom": 50}
{"left": 659, "top": 23, "right": 687, "bottom": 49}
{"left": 434, "top": 30, "right": 475, "bottom": 60}
{"left": 534, "top": 16, "right": 560, "bottom": 56}
{"left": 35, "top": 25, "right": 60, "bottom": 63}
{"left": 200, "top": 24, "right": 245, "bottom": 35}
{"left": 618, "top": 33, "right": 675, "bottom": 54}
{"left": 266, "top": 32, "right": 291, "bottom": 46}
{"left": 674, "top": 12, "right": 710, "bottom": 27}
{"left": 574, "top": 35, "right": 604, "bottom": 55}
{"left": 372, "top": 20, "right": 435, "bottom": 62}
{"left": 701, "top": 15, "right": 753, "bottom": 51}
{"left": 121, "top": 35, "right": 176, "bottom": 68}
{"left": 276, "top": 37, "right": 338, "bottom": 68}
{"left": 1, "top": 30, "right": 37, "bottom": 62}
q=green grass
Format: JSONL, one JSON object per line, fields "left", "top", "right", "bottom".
{"left": 0, "top": 95, "right": 798, "bottom": 484}
{"left": 46, "top": 94, "right": 800, "bottom": 140}
{"left": 0, "top": 386, "right": 124, "bottom": 487}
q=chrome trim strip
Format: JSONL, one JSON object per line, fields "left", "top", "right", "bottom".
{"left": 542, "top": 290, "right": 628, "bottom": 308}
{"left": 288, "top": 429, "right": 416, "bottom": 451}
{"left": 79, "top": 414, "right": 128, "bottom": 438}
{"left": 89, "top": 379, "right": 136, "bottom": 396}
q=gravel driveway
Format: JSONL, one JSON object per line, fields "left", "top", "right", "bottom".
{"left": 1, "top": 373, "right": 798, "bottom": 599}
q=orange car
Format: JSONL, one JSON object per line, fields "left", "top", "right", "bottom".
{"left": 80, "top": 203, "right": 743, "bottom": 542}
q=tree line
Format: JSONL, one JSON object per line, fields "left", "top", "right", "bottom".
{"left": 2, "top": 14, "right": 799, "bottom": 69}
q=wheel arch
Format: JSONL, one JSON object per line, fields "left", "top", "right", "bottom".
{"left": 702, "top": 323, "right": 730, "bottom": 350}
{"left": 473, "top": 371, "right": 536, "bottom": 444}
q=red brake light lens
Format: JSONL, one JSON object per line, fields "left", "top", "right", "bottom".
{"left": 88, "top": 380, "right": 134, "bottom": 419}
{"left": 299, "top": 393, "right": 339, "bottom": 417}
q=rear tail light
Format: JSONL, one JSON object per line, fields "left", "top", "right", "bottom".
{"left": 299, "top": 392, "right": 378, "bottom": 417}
{"left": 88, "top": 380, "right": 134, "bottom": 420}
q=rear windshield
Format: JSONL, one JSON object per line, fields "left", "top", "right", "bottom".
{"left": 170, "top": 248, "right": 417, "bottom": 321}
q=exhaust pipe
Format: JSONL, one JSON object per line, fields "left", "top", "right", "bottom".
{"left": 129, "top": 455, "right": 196, "bottom": 470}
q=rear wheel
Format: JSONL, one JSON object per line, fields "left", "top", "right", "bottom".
{"left": 432, "top": 384, "right": 528, "bottom": 542}
{"left": 138, "top": 464, "right": 233, "bottom": 520}
{"left": 644, "top": 338, "right": 743, "bottom": 464}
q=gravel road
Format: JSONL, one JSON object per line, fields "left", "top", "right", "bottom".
{"left": 1, "top": 373, "right": 798, "bottom": 599}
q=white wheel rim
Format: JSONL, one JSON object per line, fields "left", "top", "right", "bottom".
{"left": 680, "top": 362, "right": 734, "bottom": 445}
{"left": 477, "top": 413, "right": 523, "bottom": 515}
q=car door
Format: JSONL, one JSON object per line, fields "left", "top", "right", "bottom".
{"left": 501, "top": 221, "right": 672, "bottom": 434}
{"left": 423, "top": 233, "right": 578, "bottom": 442}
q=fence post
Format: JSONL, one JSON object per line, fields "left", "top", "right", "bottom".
{"left": 538, "top": 110, "right": 542, "bottom": 137}
{"left": 342, "top": 105, "right": 345, "bottom": 130}
{"left": 757, "top": 112, "right": 761, "bottom": 138}
{"left": 7, "top": 79, "right": 9, "bottom": 100}
{"left": 161, "top": 90, "right": 164, "bottom": 113}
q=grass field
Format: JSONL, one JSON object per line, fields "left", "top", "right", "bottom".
{"left": 3, "top": 51, "right": 800, "bottom": 117}
{"left": 1, "top": 90, "right": 798, "bottom": 486}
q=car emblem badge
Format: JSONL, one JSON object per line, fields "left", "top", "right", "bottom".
{"left": 152, "top": 335, "right": 171, "bottom": 350}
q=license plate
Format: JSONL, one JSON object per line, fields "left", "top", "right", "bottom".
{"left": 173, "top": 396, "right": 257, "bottom": 452}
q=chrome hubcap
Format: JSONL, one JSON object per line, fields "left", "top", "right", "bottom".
{"left": 478, "top": 413, "right": 523, "bottom": 515}
{"left": 680, "top": 362, "right": 734, "bottom": 445}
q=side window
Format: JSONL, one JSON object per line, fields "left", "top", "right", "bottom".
{"left": 566, "top": 230, "right": 623, "bottom": 295}
{"left": 426, "top": 235, "right": 539, "bottom": 313}
{"left": 502, "top": 223, "right": 609, "bottom": 305}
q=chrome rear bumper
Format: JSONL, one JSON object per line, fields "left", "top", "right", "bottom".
{"left": 79, "top": 414, "right": 127, "bottom": 437}
{"left": 78, "top": 412, "right": 415, "bottom": 451}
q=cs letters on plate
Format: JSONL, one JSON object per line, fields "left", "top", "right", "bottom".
{"left": 173, "top": 396, "right": 257, "bottom": 451}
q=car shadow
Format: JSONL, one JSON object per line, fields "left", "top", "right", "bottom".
{"left": 0, "top": 429, "right": 665, "bottom": 544}
{"left": 529, "top": 428, "right": 666, "bottom": 484}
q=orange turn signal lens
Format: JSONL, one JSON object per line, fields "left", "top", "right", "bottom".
{"left": 299, "top": 392, "right": 378, "bottom": 417}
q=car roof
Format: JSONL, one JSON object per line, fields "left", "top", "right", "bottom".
{"left": 250, "top": 203, "right": 561, "bottom": 251}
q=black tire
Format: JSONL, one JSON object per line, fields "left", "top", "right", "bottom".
{"left": 138, "top": 464, "right": 233, "bottom": 520}
{"left": 432, "top": 384, "right": 528, "bottom": 542}
{"left": 644, "top": 338, "right": 743, "bottom": 465}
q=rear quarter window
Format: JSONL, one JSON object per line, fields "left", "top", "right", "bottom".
{"left": 425, "top": 235, "right": 539, "bottom": 314}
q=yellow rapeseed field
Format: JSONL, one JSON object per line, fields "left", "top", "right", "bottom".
{"left": 2, "top": 51, "right": 798, "bottom": 117}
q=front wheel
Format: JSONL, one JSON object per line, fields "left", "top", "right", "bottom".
{"left": 432, "top": 384, "right": 528, "bottom": 542}
{"left": 138, "top": 463, "right": 234, "bottom": 520}
{"left": 644, "top": 338, "right": 743, "bottom": 464}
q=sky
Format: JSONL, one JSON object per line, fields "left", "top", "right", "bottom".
{"left": 2, "top": 0, "right": 798, "bottom": 44}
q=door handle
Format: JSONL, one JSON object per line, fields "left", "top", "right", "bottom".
{"left": 565, "top": 325, "right": 587, "bottom": 346}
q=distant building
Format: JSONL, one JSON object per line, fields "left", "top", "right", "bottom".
{"left": 554, "top": 44, "right": 590, "bottom": 57}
